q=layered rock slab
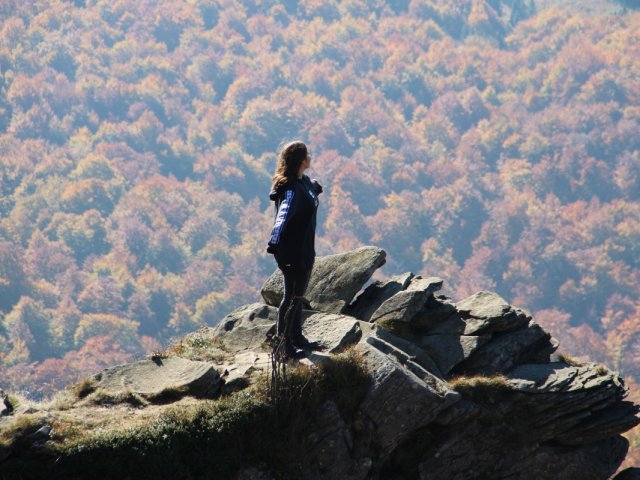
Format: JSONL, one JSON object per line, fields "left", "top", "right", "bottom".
{"left": 368, "top": 276, "right": 443, "bottom": 325}
{"left": 357, "top": 321, "right": 444, "bottom": 378}
{"left": 302, "top": 311, "right": 362, "bottom": 353}
{"left": 415, "top": 291, "right": 530, "bottom": 335}
{"left": 450, "top": 320, "right": 558, "bottom": 376}
{"left": 211, "top": 303, "right": 276, "bottom": 353}
{"left": 507, "top": 362, "right": 640, "bottom": 445}
{"left": 345, "top": 272, "right": 414, "bottom": 321}
{"left": 400, "top": 361, "right": 640, "bottom": 480}
{"left": 94, "top": 356, "right": 221, "bottom": 399}
{"left": 354, "top": 340, "right": 460, "bottom": 461}
{"left": 416, "top": 434, "right": 628, "bottom": 480}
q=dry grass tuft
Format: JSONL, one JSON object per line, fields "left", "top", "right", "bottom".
{"left": 71, "top": 377, "right": 98, "bottom": 400}
{"left": 146, "top": 386, "right": 190, "bottom": 404}
{"left": 47, "top": 390, "right": 76, "bottom": 411}
{"left": 0, "top": 413, "right": 49, "bottom": 450}
{"left": 449, "top": 374, "right": 514, "bottom": 402}
{"left": 166, "top": 334, "right": 228, "bottom": 362}
{"left": 557, "top": 351, "right": 586, "bottom": 367}
{"left": 83, "top": 389, "right": 149, "bottom": 408}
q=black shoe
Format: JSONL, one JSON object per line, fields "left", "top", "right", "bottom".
{"left": 285, "top": 342, "right": 307, "bottom": 360}
{"left": 277, "top": 338, "right": 306, "bottom": 360}
{"left": 292, "top": 337, "right": 323, "bottom": 351}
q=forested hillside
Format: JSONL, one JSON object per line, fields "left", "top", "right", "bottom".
{"left": 1, "top": 0, "right": 639, "bottom": 460}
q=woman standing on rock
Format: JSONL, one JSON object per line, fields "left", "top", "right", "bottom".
{"left": 267, "top": 141, "right": 322, "bottom": 359}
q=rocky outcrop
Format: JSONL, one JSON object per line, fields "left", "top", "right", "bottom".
{"left": 2, "top": 246, "right": 638, "bottom": 480}
{"left": 218, "top": 247, "right": 639, "bottom": 479}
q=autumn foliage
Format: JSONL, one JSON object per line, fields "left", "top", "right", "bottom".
{"left": 0, "top": 1, "right": 639, "bottom": 459}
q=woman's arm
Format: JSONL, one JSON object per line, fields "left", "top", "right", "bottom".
{"left": 267, "top": 188, "right": 296, "bottom": 253}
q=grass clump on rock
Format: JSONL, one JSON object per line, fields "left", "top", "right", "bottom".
{"left": 376, "top": 318, "right": 414, "bottom": 338}
{"left": 54, "top": 393, "right": 272, "bottom": 479}
{"left": 167, "top": 333, "right": 229, "bottom": 362}
{"left": 449, "top": 374, "right": 514, "bottom": 403}
{"left": 71, "top": 377, "right": 98, "bottom": 400}
{"left": 557, "top": 351, "right": 586, "bottom": 367}
{"left": 83, "top": 389, "right": 150, "bottom": 408}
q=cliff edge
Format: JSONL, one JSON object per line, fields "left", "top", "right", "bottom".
{"left": 1, "top": 246, "right": 638, "bottom": 480}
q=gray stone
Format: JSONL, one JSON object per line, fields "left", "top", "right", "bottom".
{"left": 452, "top": 291, "right": 531, "bottom": 334}
{"left": 368, "top": 276, "right": 443, "bottom": 325}
{"left": 354, "top": 340, "right": 459, "bottom": 458}
{"left": 507, "top": 362, "right": 640, "bottom": 446}
{"left": 450, "top": 320, "right": 557, "bottom": 376}
{"left": 221, "top": 351, "right": 271, "bottom": 393}
{"left": 410, "top": 297, "right": 457, "bottom": 331}
{"left": 414, "top": 311, "right": 465, "bottom": 335}
{"left": 304, "top": 400, "right": 370, "bottom": 480}
{"left": 345, "top": 272, "right": 414, "bottom": 321}
{"left": 359, "top": 322, "right": 444, "bottom": 378}
{"left": 369, "top": 289, "right": 430, "bottom": 325}
{"left": 94, "top": 356, "right": 221, "bottom": 399}
{"left": 413, "top": 292, "right": 531, "bottom": 335}
{"left": 211, "top": 303, "right": 277, "bottom": 353}
{"left": 455, "top": 290, "right": 512, "bottom": 318}
{"left": 506, "top": 437, "right": 629, "bottom": 480}
{"left": 405, "top": 276, "right": 443, "bottom": 293}
{"left": 416, "top": 334, "right": 492, "bottom": 376}
{"left": 210, "top": 304, "right": 362, "bottom": 355}
{"left": 261, "top": 246, "right": 387, "bottom": 313}
{"left": 29, "top": 425, "right": 51, "bottom": 443}
{"left": 301, "top": 311, "right": 363, "bottom": 353}
{"left": 366, "top": 335, "right": 442, "bottom": 385}
{"left": 418, "top": 432, "right": 628, "bottom": 480}
{"left": 414, "top": 359, "right": 638, "bottom": 480}
{"left": 507, "top": 362, "right": 618, "bottom": 393}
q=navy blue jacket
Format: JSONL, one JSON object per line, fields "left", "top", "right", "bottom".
{"left": 267, "top": 175, "right": 322, "bottom": 270}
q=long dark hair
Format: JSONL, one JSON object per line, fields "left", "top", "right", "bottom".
{"left": 271, "top": 141, "right": 308, "bottom": 190}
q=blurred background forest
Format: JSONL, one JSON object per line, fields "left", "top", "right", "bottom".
{"left": 0, "top": 0, "right": 639, "bottom": 465}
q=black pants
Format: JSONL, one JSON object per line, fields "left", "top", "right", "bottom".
{"left": 277, "top": 265, "right": 312, "bottom": 340}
